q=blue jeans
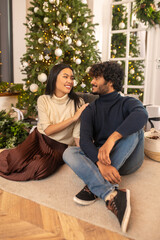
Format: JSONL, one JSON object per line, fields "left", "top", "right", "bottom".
{"left": 63, "top": 130, "right": 144, "bottom": 200}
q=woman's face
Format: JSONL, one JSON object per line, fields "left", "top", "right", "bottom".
{"left": 55, "top": 68, "right": 74, "bottom": 97}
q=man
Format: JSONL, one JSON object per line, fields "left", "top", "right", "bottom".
{"left": 63, "top": 61, "right": 148, "bottom": 233}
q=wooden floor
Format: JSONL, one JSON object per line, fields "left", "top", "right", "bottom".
{"left": 0, "top": 189, "right": 132, "bottom": 240}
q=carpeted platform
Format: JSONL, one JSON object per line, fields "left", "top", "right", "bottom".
{"left": 0, "top": 156, "right": 159, "bottom": 240}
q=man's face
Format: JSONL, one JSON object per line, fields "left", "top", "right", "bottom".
{"left": 91, "top": 76, "right": 112, "bottom": 95}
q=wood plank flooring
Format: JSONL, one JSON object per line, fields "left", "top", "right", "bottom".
{"left": 0, "top": 189, "right": 133, "bottom": 240}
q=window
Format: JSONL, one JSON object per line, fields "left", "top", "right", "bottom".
{"left": 0, "top": 0, "right": 13, "bottom": 83}
{"left": 109, "top": 0, "right": 147, "bottom": 101}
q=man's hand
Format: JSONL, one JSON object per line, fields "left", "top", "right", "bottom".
{"left": 97, "top": 161, "right": 121, "bottom": 184}
{"left": 98, "top": 138, "right": 114, "bottom": 165}
{"left": 98, "top": 131, "right": 123, "bottom": 165}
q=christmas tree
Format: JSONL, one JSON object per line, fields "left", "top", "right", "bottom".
{"left": 111, "top": 2, "right": 145, "bottom": 100}
{"left": 17, "top": 0, "right": 100, "bottom": 117}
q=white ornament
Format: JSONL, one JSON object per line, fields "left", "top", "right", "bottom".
{"left": 86, "top": 67, "right": 91, "bottom": 73}
{"left": 38, "top": 38, "right": 44, "bottom": 44}
{"left": 73, "top": 56, "right": 76, "bottom": 62}
{"left": 57, "top": 11, "right": 60, "bottom": 16}
{"left": 23, "top": 61, "right": 29, "bottom": 67}
{"left": 34, "top": 7, "right": 39, "bottom": 13}
{"left": 38, "top": 73, "right": 47, "bottom": 83}
{"left": 83, "top": 23, "right": 88, "bottom": 28}
{"left": 82, "top": 0, "right": 87, "bottom": 4}
{"left": 44, "top": 17, "right": 49, "bottom": 23}
{"left": 76, "top": 40, "right": 82, "bottom": 47}
{"left": 130, "top": 69, "right": 135, "bottom": 74}
{"left": 136, "top": 76, "right": 141, "bottom": 81}
{"left": 81, "top": 82, "right": 86, "bottom": 88}
{"left": 112, "top": 49, "right": 117, "bottom": 54}
{"left": 75, "top": 50, "right": 81, "bottom": 55}
{"left": 58, "top": 23, "right": 69, "bottom": 31}
{"left": 55, "top": 48, "right": 62, "bottom": 57}
{"left": 67, "top": 38, "right": 72, "bottom": 45}
{"left": 23, "top": 85, "right": 28, "bottom": 91}
{"left": 43, "top": 2, "right": 48, "bottom": 7}
{"left": 130, "top": 52, "right": 134, "bottom": 57}
{"left": 117, "top": 61, "right": 122, "bottom": 65}
{"left": 75, "top": 58, "right": 81, "bottom": 64}
{"left": 28, "top": 21, "right": 34, "bottom": 29}
{"left": 65, "top": 36, "right": 72, "bottom": 44}
{"left": 30, "top": 83, "right": 38, "bottom": 92}
{"left": 74, "top": 80, "right": 78, "bottom": 87}
{"left": 119, "top": 22, "right": 125, "bottom": 29}
{"left": 49, "top": 41, "right": 53, "bottom": 45}
{"left": 39, "top": 54, "right": 44, "bottom": 61}
{"left": 49, "top": 0, "right": 55, "bottom": 3}
{"left": 45, "top": 55, "right": 50, "bottom": 60}
{"left": 53, "top": 36, "right": 61, "bottom": 41}
{"left": 43, "top": 2, "right": 49, "bottom": 12}
{"left": 66, "top": 17, "right": 72, "bottom": 24}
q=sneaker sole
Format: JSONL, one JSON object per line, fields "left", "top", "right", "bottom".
{"left": 73, "top": 196, "right": 98, "bottom": 206}
{"left": 121, "top": 189, "right": 131, "bottom": 233}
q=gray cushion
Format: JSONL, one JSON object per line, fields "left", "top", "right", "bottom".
{"left": 77, "top": 92, "right": 99, "bottom": 103}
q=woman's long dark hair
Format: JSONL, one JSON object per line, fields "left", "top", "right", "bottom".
{"left": 45, "top": 63, "right": 81, "bottom": 110}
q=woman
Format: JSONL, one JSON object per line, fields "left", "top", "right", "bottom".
{"left": 0, "top": 63, "right": 88, "bottom": 181}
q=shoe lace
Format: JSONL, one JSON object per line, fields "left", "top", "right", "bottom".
{"left": 83, "top": 186, "right": 97, "bottom": 198}
{"left": 107, "top": 197, "right": 118, "bottom": 216}
{"left": 84, "top": 186, "right": 91, "bottom": 194}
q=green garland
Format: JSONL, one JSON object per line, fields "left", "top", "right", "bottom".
{"left": 133, "top": 0, "right": 160, "bottom": 27}
{"left": 0, "top": 82, "right": 23, "bottom": 94}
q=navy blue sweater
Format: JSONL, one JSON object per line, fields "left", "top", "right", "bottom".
{"left": 80, "top": 91, "right": 148, "bottom": 163}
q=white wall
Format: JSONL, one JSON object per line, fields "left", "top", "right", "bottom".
{"left": 0, "top": 95, "right": 18, "bottom": 112}
{"left": 12, "top": 0, "right": 26, "bottom": 83}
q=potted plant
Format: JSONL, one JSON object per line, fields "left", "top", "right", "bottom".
{"left": 0, "top": 110, "right": 31, "bottom": 149}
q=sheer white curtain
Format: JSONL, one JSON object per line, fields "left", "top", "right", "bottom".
{"left": 144, "top": 26, "right": 160, "bottom": 105}
{"left": 87, "top": 0, "right": 112, "bottom": 61}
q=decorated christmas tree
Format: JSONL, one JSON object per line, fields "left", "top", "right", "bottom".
{"left": 111, "top": 2, "right": 145, "bottom": 100}
{"left": 17, "top": 0, "right": 100, "bottom": 117}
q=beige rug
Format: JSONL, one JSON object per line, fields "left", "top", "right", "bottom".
{"left": 0, "top": 156, "right": 160, "bottom": 240}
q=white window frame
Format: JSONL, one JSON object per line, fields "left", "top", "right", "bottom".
{"left": 109, "top": 0, "right": 148, "bottom": 97}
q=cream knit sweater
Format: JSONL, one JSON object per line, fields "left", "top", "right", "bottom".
{"left": 37, "top": 94, "right": 84, "bottom": 146}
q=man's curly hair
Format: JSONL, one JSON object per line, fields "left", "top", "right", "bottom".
{"left": 89, "top": 61, "right": 124, "bottom": 92}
